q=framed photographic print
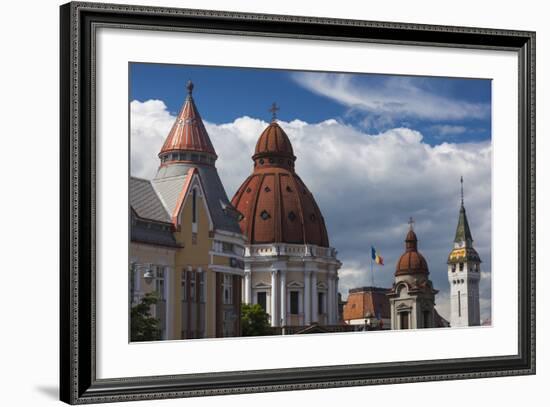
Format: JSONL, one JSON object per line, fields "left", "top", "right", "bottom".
{"left": 60, "top": 1, "right": 536, "bottom": 404}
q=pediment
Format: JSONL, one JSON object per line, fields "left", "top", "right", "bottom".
{"left": 317, "top": 282, "right": 328, "bottom": 290}
{"left": 396, "top": 302, "right": 412, "bottom": 311}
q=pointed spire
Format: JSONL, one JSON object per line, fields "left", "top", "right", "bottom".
{"left": 186, "top": 80, "right": 194, "bottom": 97}
{"left": 460, "top": 175, "right": 464, "bottom": 207}
{"left": 454, "top": 177, "right": 473, "bottom": 245}
{"left": 158, "top": 81, "right": 217, "bottom": 164}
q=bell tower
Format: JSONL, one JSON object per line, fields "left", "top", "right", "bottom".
{"left": 447, "top": 177, "right": 481, "bottom": 327}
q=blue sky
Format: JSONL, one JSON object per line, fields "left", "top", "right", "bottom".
{"left": 130, "top": 63, "right": 492, "bottom": 322}
{"left": 130, "top": 63, "right": 491, "bottom": 146}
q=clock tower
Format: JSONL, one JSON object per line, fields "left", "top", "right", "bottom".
{"left": 447, "top": 177, "right": 481, "bottom": 327}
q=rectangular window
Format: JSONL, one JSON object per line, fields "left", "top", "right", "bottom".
{"left": 199, "top": 272, "right": 205, "bottom": 303}
{"left": 459, "top": 262, "right": 464, "bottom": 271}
{"left": 223, "top": 274, "right": 233, "bottom": 305}
{"left": 318, "top": 292, "right": 325, "bottom": 314}
{"left": 257, "top": 292, "right": 267, "bottom": 311}
{"left": 129, "top": 263, "right": 136, "bottom": 304}
{"left": 190, "top": 271, "right": 196, "bottom": 301}
{"left": 154, "top": 266, "right": 166, "bottom": 338}
{"left": 222, "top": 242, "right": 234, "bottom": 253}
{"left": 290, "top": 291, "right": 299, "bottom": 315}
{"left": 155, "top": 267, "right": 165, "bottom": 300}
{"left": 180, "top": 270, "right": 187, "bottom": 301}
{"left": 400, "top": 312, "right": 409, "bottom": 329}
{"left": 458, "top": 290, "right": 461, "bottom": 317}
{"left": 451, "top": 264, "right": 456, "bottom": 273}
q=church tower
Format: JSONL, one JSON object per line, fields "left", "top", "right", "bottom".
{"left": 447, "top": 177, "right": 481, "bottom": 327}
{"left": 387, "top": 219, "right": 438, "bottom": 330}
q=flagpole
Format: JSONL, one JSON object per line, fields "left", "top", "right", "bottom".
{"left": 371, "top": 247, "right": 375, "bottom": 287}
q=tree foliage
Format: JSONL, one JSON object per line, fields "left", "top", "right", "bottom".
{"left": 130, "top": 292, "right": 161, "bottom": 342}
{"left": 241, "top": 303, "right": 271, "bottom": 337}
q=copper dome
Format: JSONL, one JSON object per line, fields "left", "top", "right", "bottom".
{"left": 253, "top": 121, "right": 295, "bottom": 161}
{"left": 395, "top": 229, "right": 429, "bottom": 276}
{"left": 231, "top": 121, "right": 329, "bottom": 247}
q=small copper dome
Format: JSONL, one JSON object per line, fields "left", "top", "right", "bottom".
{"left": 395, "top": 228, "right": 429, "bottom": 276}
{"left": 253, "top": 122, "right": 295, "bottom": 161}
{"left": 232, "top": 121, "right": 328, "bottom": 247}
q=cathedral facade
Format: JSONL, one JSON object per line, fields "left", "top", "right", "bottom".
{"left": 231, "top": 114, "right": 342, "bottom": 328}
{"left": 129, "top": 82, "right": 247, "bottom": 340}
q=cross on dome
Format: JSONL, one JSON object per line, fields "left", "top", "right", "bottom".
{"left": 408, "top": 216, "right": 415, "bottom": 230}
{"left": 269, "top": 102, "right": 280, "bottom": 122}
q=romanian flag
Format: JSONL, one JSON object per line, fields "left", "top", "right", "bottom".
{"left": 371, "top": 246, "right": 384, "bottom": 265}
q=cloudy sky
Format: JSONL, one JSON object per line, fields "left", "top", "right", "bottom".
{"left": 130, "top": 63, "right": 492, "bottom": 323}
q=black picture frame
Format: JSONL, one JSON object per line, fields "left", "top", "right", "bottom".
{"left": 60, "top": 2, "right": 536, "bottom": 404}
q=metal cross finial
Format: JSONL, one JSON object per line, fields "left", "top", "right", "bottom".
{"left": 186, "top": 80, "right": 194, "bottom": 96}
{"left": 269, "top": 102, "right": 279, "bottom": 122}
{"left": 460, "top": 175, "right": 464, "bottom": 206}
{"left": 408, "top": 216, "right": 415, "bottom": 230}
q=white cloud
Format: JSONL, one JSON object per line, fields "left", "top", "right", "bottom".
{"left": 130, "top": 100, "right": 174, "bottom": 179}
{"left": 131, "top": 99, "right": 492, "bottom": 322}
{"left": 291, "top": 73, "right": 490, "bottom": 124}
{"left": 431, "top": 124, "right": 467, "bottom": 137}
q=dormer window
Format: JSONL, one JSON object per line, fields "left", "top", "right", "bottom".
{"left": 260, "top": 210, "right": 270, "bottom": 220}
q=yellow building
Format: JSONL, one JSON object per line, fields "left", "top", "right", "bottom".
{"left": 129, "top": 81, "right": 246, "bottom": 340}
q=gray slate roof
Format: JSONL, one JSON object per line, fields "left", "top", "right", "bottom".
{"left": 129, "top": 177, "right": 170, "bottom": 223}
{"left": 155, "top": 163, "right": 242, "bottom": 234}
{"left": 130, "top": 163, "right": 242, "bottom": 236}
{"left": 131, "top": 212, "right": 179, "bottom": 248}
{"left": 151, "top": 174, "right": 189, "bottom": 218}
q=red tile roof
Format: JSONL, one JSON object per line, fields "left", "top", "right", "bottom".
{"left": 343, "top": 288, "right": 391, "bottom": 321}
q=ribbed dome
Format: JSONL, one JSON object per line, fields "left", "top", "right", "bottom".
{"left": 231, "top": 121, "right": 329, "bottom": 247}
{"left": 395, "top": 228, "right": 429, "bottom": 276}
{"left": 253, "top": 122, "right": 295, "bottom": 161}
{"left": 158, "top": 81, "right": 217, "bottom": 163}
